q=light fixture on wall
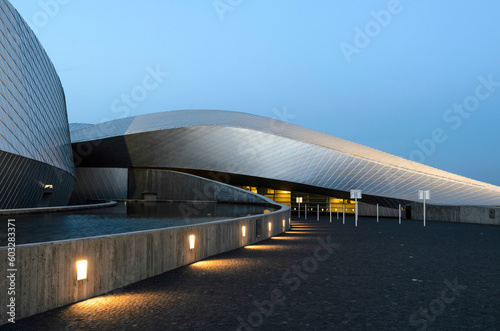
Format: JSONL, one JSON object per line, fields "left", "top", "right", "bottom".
{"left": 268, "top": 222, "right": 272, "bottom": 232}
{"left": 76, "top": 260, "right": 87, "bottom": 281}
{"left": 242, "top": 226, "right": 246, "bottom": 237}
{"left": 189, "top": 235, "right": 195, "bottom": 249}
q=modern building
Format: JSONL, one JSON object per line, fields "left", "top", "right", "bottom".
{"left": 1, "top": 0, "right": 499, "bottom": 217}
{"left": 69, "top": 109, "right": 500, "bottom": 217}
{"left": 0, "top": 1, "right": 75, "bottom": 209}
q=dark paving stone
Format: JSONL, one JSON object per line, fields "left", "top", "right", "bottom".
{"left": 2, "top": 216, "right": 500, "bottom": 330}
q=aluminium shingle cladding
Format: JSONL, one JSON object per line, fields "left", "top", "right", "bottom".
{"left": 0, "top": 0, "right": 74, "bottom": 176}
{"left": 0, "top": 0, "right": 75, "bottom": 208}
{"left": 70, "top": 110, "right": 500, "bottom": 207}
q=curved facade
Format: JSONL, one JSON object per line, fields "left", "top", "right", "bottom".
{"left": 0, "top": 1, "right": 75, "bottom": 208}
{"left": 70, "top": 109, "right": 500, "bottom": 208}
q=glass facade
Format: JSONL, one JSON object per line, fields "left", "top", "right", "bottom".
{"left": 0, "top": 1, "right": 75, "bottom": 208}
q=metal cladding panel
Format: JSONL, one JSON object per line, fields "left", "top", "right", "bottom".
{"left": 0, "top": 151, "right": 74, "bottom": 208}
{"left": 69, "top": 167, "right": 127, "bottom": 205}
{"left": 0, "top": 2, "right": 74, "bottom": 176}
{"left": 71, "top": 110, "right": 500, "bottom": 206}
{"left": 0, "top": 1, "right": 75, "bottom": 207}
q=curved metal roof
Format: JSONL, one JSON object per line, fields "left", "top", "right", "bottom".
{"left": 70, "top": 109, "right": 500, "bottom": 207}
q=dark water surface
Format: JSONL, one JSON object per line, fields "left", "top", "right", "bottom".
{"left": 0, "top": 202, "right": 274, "bottom": 246}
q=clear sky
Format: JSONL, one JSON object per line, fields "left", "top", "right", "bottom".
{"left": 10, "top": 0, "right": 500, "bottom": 186}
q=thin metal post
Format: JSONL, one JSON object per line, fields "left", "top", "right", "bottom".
{"left": 305, "top": 204, "right": 307, "bottom": 220}
{"left": 423, "top": 197, "right": 426, "bottom": 227}
{"left": 317, "top": 204, "right": 319, "bottom": 221}
{"left": 399, "top": 204, "right": 401, "bottom": 224}
{"left": 343, "top": 203, "right": 345, "bottom": 224}
{"left": 337, "top": 203, "right": 339, "bottom": 219}
{"left": 377, "top": 203, "right": 379, "bottom": 223}
{"left": 298, "top": 202, "right": 300, "bottom": 218}
{"left": 329, "top": 203, "right": 332, "bottom": 223}
{"left": 355, "top": 196, "right": 358, "bottom": 227}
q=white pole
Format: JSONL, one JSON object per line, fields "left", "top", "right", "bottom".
{"left": 355, "top": 196, "right": 358, "bottom": 227}
{"left": 298, "top": 202, "right": 300, "bottom": 218}
{"left": 423, "top": 197, "right": 426, "bottom": 227}
{"left": 329, "top": 203, "right": 332, "bottom": 223}
{"left": 376, "top": 203, "right": 379, "bottom": 223}
{"left": 343, "top": 203, "right": 345, "bottom": 224}
{"left": 399, "top": 204, "right": 401, "bottom": 224}
{"left": 317, "top": 204, "right": 319, "bottom": 221}
{"left": 337, "top": 203, "right": 339, "bottom": 219}
{"left": 305, "top": 204, "right": 307, "bottom": 220}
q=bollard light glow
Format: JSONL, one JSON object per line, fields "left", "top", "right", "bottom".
{"left": 189, "top": 235, "right": 195, "bottom": 249}
{"left": 76, "top": 260, "right": 88, "bottom": 281}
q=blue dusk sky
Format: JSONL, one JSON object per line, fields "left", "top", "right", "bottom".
{"left": 10, "top": 0, "right": 500, "bottom": 186}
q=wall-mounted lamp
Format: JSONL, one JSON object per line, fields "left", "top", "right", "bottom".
{"left": 189, "top": 235, "right": 195, "bottom": 249}
{"left": 242, "top": 226, "right": 246, "bottom": 237}
{"left": 268, "top": 222, "right": 272, "bottom": 232}
{"left": 76, "top": 260, "right": 87, "bottom": 281}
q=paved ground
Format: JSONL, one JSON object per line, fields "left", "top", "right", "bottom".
{"left": 3, "top": 216, "right": 500, "bottom": 330}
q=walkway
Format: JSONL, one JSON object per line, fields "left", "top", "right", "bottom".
{"left": 3, "top": 216, "right": 500, "bottom": 330}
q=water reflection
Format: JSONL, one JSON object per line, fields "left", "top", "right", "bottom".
{"left": 0, "top": 202, "right": 275, "bottom": 246}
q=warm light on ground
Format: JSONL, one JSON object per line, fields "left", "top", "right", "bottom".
{"left": 270, "top": 236, "right": 302, "bottom": 240}
{"left": 244, "top": 245, "right": 278, "bottom": 250}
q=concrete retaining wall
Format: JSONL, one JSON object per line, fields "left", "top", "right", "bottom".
{"left": 410, "top": 204, "right": 500, "bottom": 225}
{"left": 0, "top": 206, "right": 290, "bottom": 324}
{"left": 0, "top": 201, "right": 117, "bottom": 216}
{"left": 128, "top": 168, "right": 276, "bottom": 204}
{"left": 358, "top": 202, "right": 401, "bottom": 218}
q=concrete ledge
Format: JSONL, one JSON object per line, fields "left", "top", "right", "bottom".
{"left": 0, "top": 201, "right": 117, "bottom": 216}
{"left": 410, "top": 204, "right": 500, "bottom": 225}
{"left": 0, "top": 204, "right": 290, "bottom": 324}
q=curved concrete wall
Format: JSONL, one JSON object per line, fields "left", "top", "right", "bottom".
{"left": 0, "top": 205, "right": 290, "bottom": 325}
{"left": 70, "top": 168, "right": 276, "bottom": 206}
